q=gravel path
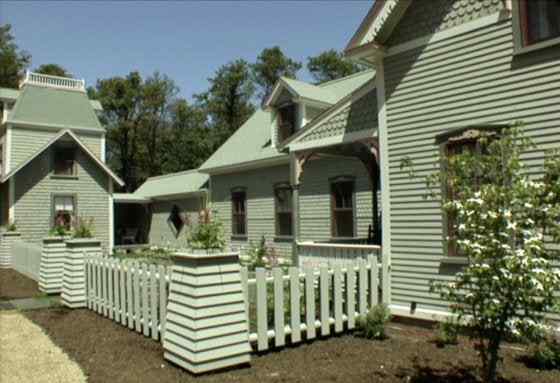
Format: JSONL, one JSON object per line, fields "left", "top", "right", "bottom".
{"left": 0, "top": 311, "right": 87, "bottom": 383}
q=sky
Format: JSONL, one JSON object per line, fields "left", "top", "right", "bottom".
{"left": 0, "top": 0, "right": 372, "bottom": 100}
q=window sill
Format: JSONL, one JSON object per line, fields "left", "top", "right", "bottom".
{"left": 51, "top": 175, "right": 79, "bottom": 180}
{"left": 513, "top": 36, "right": 560, "bottom": 56}
{"left": 273, "top": 236, "right": 294, "bottom": 243}
{"left": 440, "top": 257, "right": 469, "bottom": 265}
{"left": 231, "top": 235, "right": 248, "bottom": 242}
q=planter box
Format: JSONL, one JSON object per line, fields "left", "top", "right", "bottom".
{"left": 39, "top": 236, "right": 70, "bottom": 294}
{"left": 61, "top": 238, "right": 102, "bottom": 308}
{"left": 0, "top": 232, "right": 22, "bottom": 269}
{"left": 163, "top": 251, "right": 251, "bottom": 374}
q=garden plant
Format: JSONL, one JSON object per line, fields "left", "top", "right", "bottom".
{"left": 186, "top": 207, "right": 226, "bottom": 252}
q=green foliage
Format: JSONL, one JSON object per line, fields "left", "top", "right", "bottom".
{"left": 356, "top": 304, "right": 391, "bottom": 340}
{"left": 34, "top": 63, "right": 71, "bottom": 78}
{"left": 49, "top": 224, "right": 67, "bottom": 237}
{"left": 434, "top": 317, "right": 460, "bottom": 346}
{"left": 186, "top": 208, "right": 226, "bottom": 251}
{"left": 251, "top": 46, "right": 302, "bottom": 104}
{"left": 245, "top": 235, "right": 280, "bottom": 271}
{"left": 111, "top": 245, "right": 173, "bottom": 265}
{"left": 195, "top": 59, "right": 255, "bottom": 147}
{"left": 6, "top": 220, "right": 17, "bottom": 232}
{"left": 531, "top": 334, "right": 560, "bottom": 370}
{"left": 72, "top": 217, "right": 94, "bottom": 239}
{"left": 307, "top": 49, "right": 364, "bottom": 84}
{"left": 421, "top": 124, "right": 560, "bottom": 382}
{"left": 0, "top": 24, "right": 30, "bottom": 89}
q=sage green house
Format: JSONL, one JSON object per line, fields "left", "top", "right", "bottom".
{"left": 0, "top": 72, "right": 124, "bottom": 251}
{"left": 113, "top": 170, "right": 208, "bottom": 248}
{"left": 199, "top": 70, "right": 381, "bottom": 264}
{"left": 285, "top": 0, "right": 559, "bottom": 320}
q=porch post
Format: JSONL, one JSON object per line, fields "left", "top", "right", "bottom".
{"left": 290, "top": 152, "right": 301, "bottom": 265}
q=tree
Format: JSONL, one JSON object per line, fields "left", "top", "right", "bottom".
{"left": 307, "top": 49, "right": 364, "bottom": 84}
{"left": 412, "top": 125, "right": 560, "bottom": 382}
{"left": 35, "top": 63, "right": 72, "bottom": 78}
{"left": 161, "top": 99, "right": 210, "bottom": 174}
{"left": 0, "top": 24, "right": 31, "bottom": 88}
{"left": 195, "top": 59, "right": 255, "bottom": 148}
{"left": 251, "top": 46, "right": 301, "bottom": 105}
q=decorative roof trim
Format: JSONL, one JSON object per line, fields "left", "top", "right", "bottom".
{"left": 20, "top": 71, "right": 85, "bottom": 92}
{"left": 1, "top": 129, "right": 124, "bottom": 186}
{"left": 282, "top": 79, "right": 376, "bottom": 150}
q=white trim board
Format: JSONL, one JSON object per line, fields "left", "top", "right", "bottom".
{"left": 290, "top": 129, "right": 378, "bottom": 152}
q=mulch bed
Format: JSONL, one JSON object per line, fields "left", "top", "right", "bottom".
{"left": 25, "top": 308, "right": 560, "bottom": 383}
{"left": 0, "top": 269, "right": 41, "bottom": 300}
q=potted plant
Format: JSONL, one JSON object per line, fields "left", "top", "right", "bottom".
{"left": 186, "top": 207, "right": 226, "bottom": 254}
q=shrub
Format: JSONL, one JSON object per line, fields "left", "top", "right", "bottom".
{"left": 245, "top": 236, "right": 281, "bottom": 271}
{"left": 356, "top": 304, "right": 391, "bottom": 340}
{"left": 531, "top": 334, "right": 560, "bottom": 370}
{"left": 434, "top": 317, "right": 460, "bottom": 346}
{"left": 6, "top": 220, "right": 17, "bottom": 232}
{"left": 186, "top": 207, "right": 225, "bottom": 251}
{"left": 73, "top": 217, "right": 94, "bottom": 238}
{"left": 49, "top": 224, "right": 67, "bottom": 237}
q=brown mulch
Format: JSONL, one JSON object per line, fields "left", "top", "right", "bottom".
{"left": 0, "top": 269, "right": 41, "bottom": 300}
{"left": 25, "top": 308, "right": 560, "bottom": 383}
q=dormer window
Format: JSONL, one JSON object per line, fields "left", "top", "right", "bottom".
{"left": 277, "top": 103, "right": 297, "bottom": 142}
{"left": 518, "top": 0, "right": 560, "bottom": 47}
{"left": 54, "top": 146, "right": 77, "bottom": 176}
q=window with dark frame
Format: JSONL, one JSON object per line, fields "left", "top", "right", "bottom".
{"left": 331, "top": 179, "right": 355, "bottom": 238}
{"left": 54, "top": 147, "right": 76, "bottom": 176}
{"left": 232, "top": 189, "right": 247, "bottom": 237}
{"left": 53, "top": 195, "right": 75, "bottom": 230}
{"left": 277, "top": 104, "right": 297, "bottom": 142}
{"left": 274, "top": 184, "right": 293, "bottom": 237}
{"left": 520, "top": 0, "right": 560, "bottom": 46}
{"left": 168, "top": 205, "right": 185, "bottom": 236}
{"left": 441, "top": 129, "right": 500, "bottom": 257}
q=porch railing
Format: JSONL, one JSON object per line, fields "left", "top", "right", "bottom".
{"left": 297, "top": 241, "right": 381, "bottom": 269}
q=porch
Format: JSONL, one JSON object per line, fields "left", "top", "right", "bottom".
{"left": 113, "top": 194, "right": 151, "bottom": 248}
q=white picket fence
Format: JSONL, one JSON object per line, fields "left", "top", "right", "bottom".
{"left": 85, "top": 258, "right": 171, "bottom": 342}
{"left": 241, "top": 255, "right": 380, "bottom": 352}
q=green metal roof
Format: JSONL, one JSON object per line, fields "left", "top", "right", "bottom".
{"left": 134, "top": 170, "right": 209, "bottom": 199}
{"left": 7, "top": 84, "right": 103, "bottom": 131}
{"left": 279, "top": 78, "right": 338, "bottom": 105}
{"left": 0, "top": 87, "right": 20, "bottom": 101}
{"left": 199, "top": 70, "right": 374, "bottom": 173}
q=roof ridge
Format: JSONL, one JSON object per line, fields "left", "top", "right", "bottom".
{"left": 318, "top": 68, "right": 375, "bottom": 88}
{"left": 144, "top": 169, "right": 200, "bottom": 181}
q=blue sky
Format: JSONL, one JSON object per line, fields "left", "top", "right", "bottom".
{"left": 1, "top": 1, "right": 372, "bottom": 100}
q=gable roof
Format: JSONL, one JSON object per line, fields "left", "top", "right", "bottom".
{"left": 134, "top": 170, "right": 209, "bottom": 200}
{"left": 7, "top": 84, "right": 103, "bottom": 131}
{"left": 285, "top": 78, "right": 378, "bottom": 152}
{"left": 345, "top": 0, "right": 411, "bottom": 57}
{"left": 199, "top": 70, "right": 374, "bottom": 174}
{"left": 1, "top": 129, "right": 124, "bottom": 186}
{"left": 266, "top": 77, "right": 338, "bottom": 107}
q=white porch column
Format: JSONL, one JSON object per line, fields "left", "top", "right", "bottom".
{"left": 289, "top": 152, "right": 301, "bottom": 265}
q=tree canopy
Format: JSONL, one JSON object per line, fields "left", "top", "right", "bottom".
{"left": 307, "top": 49, "right": 364, "bottom": 84}
{"left": 252, "top": 46, "right": 302, "bottom": 105}
{"left": 35, "top": 63, "right": 72, "bottom": 78}
{"left": 0, "top": 24, "right": 30, "bottom": 88}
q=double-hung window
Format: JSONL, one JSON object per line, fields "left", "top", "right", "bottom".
{"left": 274, "top": 184, "right": 293, "bottom": 237}
{"left": 53, "top": 195, "right": 76, "bottom": 230}
{"left": 331, "top": 178, "right": 355, "bottom": 238}
{"left": 514, "top": 0, "right": 560, "bottom": 52}
{"left": 231, "top": 189, "right": 247, "bottom": 237}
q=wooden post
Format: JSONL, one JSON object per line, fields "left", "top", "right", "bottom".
{"left": 61, "top": 238, "right": 102, "bottom": 308}
{"left": 163, "top": 251, "right": 251, "bottom": 374}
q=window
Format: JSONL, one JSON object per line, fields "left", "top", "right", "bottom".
{"left": 53, "top": 195, "right": 75, "bottom": 230}
{"left": 520, "top": 0, "right": 560, "bottom": 46}
{"left": 232, "top": 189, "right": 247, "bottom": 237}
{"left": 168, "top": 205, "right": 185, "bottom": 237}
{"left": 331, "top": 178, "right": 355, "bottom": 238}
{"left": 439, "top": 128, "right": 500, "bottom": 256}
{"left": 274, "top": 184, "right": 293, "bottom": 237}
{"left": 54, "top": 147, "right": 76, "bottom": 176}
{"left": 277, "top": 104, "right": 297, "bottom": 142}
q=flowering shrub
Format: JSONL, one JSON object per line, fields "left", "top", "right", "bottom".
{"left": 356, "top": 304, "right": 392, "bottom": 340}
{"left": 246, "top": 235, "right": 280, "bottom": 271}
{"left": 404, "top": 124, "right": 560, "bottom": 382}
{"left": 73, "top": 217, "right": 94, "bottom": 238}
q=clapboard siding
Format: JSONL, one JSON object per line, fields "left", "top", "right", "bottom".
{"left": 13, "top": 146, "right": 110, "bottom": 249}
{"left": 383, "top": 18, "right": 560, "bottom": 311}
{"left": 211, "top": 156, "right": 374, "bottom": 264}
{"left": 149, "top": 197, "right": 204, "bottom": 247}
{"left": 9, "top": 126, "right": 103, "bottom": 169}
